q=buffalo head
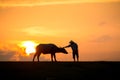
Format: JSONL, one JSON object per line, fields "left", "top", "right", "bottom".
{"left": 59, "top": 47, "right": 68, "bottom": 54}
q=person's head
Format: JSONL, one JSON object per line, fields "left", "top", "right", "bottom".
{"left": 69, "top": 40, "right": 74, "bottom": 44}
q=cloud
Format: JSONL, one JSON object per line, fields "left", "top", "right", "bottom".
{"left": 0, "top": 49, "right": 49, "bottom": 61}
{"left": 91, "top": 35, "right": 112, "bottom": 42}
{"left": 98, "top": 22, "right": 107, "bottom": 27}
{"left": 0, "top": 45, "right": 50, "bottom": 61}
{"left": 90, "top": 51, "right": 120, "bottom": 61}
{"left": 0, "top": 0, "right": 119, "bottom": 7}
{"left": 0, "top": 49, "right": 19, "bottom": 61}
{"left": 96, "top": 51, "right": 120, "bottom": 61}
{"left": 21, "top": 26, "right": 67, "bottom": 36}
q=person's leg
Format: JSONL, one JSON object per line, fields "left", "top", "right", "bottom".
{"left": 76, "top": 53, "right": 79, "bottom": 62}
{"left": 73, "top": 53, "right": 75, "bottom": 62}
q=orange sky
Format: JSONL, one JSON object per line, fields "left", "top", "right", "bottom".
{"left": 0, "top": 0, "right": 120, "bottom": 61}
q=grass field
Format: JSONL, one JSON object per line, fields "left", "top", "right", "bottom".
{"left": 0, "top": 61, "right": 119, "bottom": 80}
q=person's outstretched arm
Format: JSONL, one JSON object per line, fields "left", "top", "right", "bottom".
{"left": 64, "top": 44, "right": 71, "bottom": 48}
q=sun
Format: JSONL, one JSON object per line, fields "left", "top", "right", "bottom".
{"left": 20, "top": 41, "right": 37, "bottom": 55}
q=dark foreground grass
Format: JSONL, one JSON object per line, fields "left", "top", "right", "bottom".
{"left": 0, "top": 61, "right": 120, "bottom": 80}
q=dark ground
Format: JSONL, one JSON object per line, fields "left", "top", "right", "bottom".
{"left": 0, "top": 61, "right": 120, "bottom": 80}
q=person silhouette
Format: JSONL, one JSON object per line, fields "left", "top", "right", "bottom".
{"left": 64, "top": 40, "right": 79, "bottom": 62}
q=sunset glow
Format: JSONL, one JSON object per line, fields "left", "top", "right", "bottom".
{"left": 20, "top": 41, "right": 37, "bottom": 55}
{"left": 0, "top": 0, "right": 120, "bottom": 61}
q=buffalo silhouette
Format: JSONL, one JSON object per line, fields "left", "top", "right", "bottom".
{"left": 33, "top": 44, "right": 68, "bottom": 62}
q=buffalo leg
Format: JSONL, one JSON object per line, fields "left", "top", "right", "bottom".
{"left": 53, "top": 54, "right": 57, "bottom": 62}
{"left": 51, "top": 54, "right": 53, "bottom": 62}
{"left": 37, "top": 53, "right": 41, "bottom": 62}
{"left": 33, "top": 53, "right": 37, "bottom": 62}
